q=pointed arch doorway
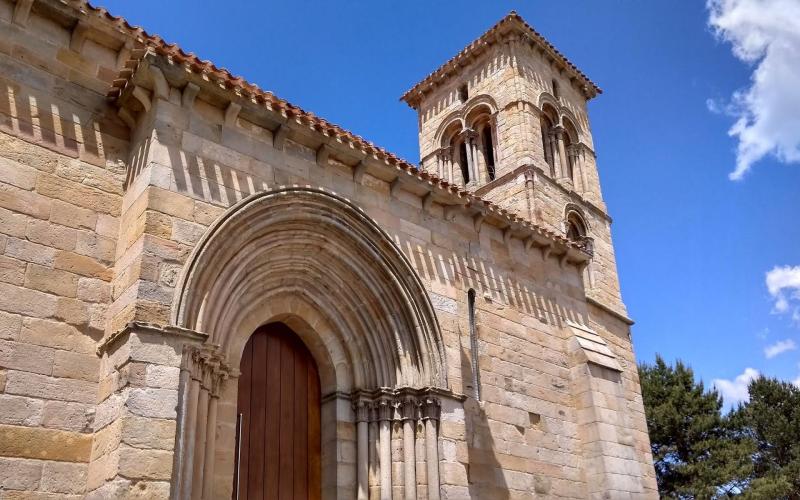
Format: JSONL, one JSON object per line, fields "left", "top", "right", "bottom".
{"left": 233, "top": 322, "right": 321, "bottom": 500}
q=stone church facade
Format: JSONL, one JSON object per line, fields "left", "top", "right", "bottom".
{"left": 0, "top": 1, "right": 657, "bottom": 498}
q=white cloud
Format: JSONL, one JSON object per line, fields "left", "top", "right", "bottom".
{"left": 707, "top": 0, "right": 800, "bottom": 180}
{"left": 764, "top": 338, "right": 797, "bottom": 358}
{"left": 766, "top": 265, "right": 800, "bottom": 322}
{"left": 713, "top": 367, "right": 760, "bottom": 405}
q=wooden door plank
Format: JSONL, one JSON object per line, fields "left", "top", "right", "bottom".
{"left": 278, "top": 331, "right": 295, "bottom": 500}
{"left": 235, "top": 336, "right": 253, "bottom": 500}
{"left": 308, "top": 361, "right": 321, "bottom": 500}
{"left": 248, "top": 331, "right": 268, "bottom": 500}
{"left": 264, "top": 329, "right": 281, "bottom": 498}
{"left": 293, "top": 344, "right": 309, "bottom": 500}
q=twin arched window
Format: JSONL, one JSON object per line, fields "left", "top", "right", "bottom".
{"left": 539, "top": 102, "right": 581, "bottom": 185}
{"left": 440, "top": 103, "right": 498, "bottom": 186}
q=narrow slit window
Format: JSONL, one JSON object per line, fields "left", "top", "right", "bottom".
{"left": 482, "top": 126, "right": 495, "bottom": 181}
{"left": 458, "top": 84, "right": 469, "bottom": 102}
{"left": 468, "top": 289, "right": 481, "bottom": 400}
{"left": 459, "top": 141, "right": 470, "bottom": 184}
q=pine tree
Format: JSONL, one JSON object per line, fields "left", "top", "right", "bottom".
{"left": 639, "top": 356, "right": 753, "bottom": 498}
{"left": 736, "top": 377, "right": 800, "bottom": 500}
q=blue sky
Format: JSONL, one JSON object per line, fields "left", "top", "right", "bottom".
{"left": 100, "top": 0, "right": 800, "bottom": 406}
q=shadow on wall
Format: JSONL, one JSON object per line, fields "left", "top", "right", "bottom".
{"left": 0, "top": 75, "right": 127, "bottom": 168}
{"left": 146, "top": 127, "right": 596, "bottom": 334}
{"left": 461, "top": 346, "right": 510, "bottom": 499}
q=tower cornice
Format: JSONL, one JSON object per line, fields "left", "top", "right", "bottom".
{"left": 400, "top": 11, "right": 602, "bottom": 109}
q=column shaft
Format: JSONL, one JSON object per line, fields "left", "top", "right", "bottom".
{"left": 379, "top": 420, "right": 392, "bottom": 500}
{"left": 180, "top": 378, "right": 201, "bottom": 497}
{"left": 201, "top": 396, "right": 218, "bottom": 499}
{"left": 403, "top": 419, "right": 417, "bottom": 500}
{"left": 425, "top": 419, "right": 440, "bottom": 500}
{"left": 191, "top": 388, "right": 209, "bottom": 500}
{"left": 357, "top": 420, "right": 369, "bottom": 500}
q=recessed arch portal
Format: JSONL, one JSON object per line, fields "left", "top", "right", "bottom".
{"left": 173, "top": 186, "right": 447, "bottom": 392}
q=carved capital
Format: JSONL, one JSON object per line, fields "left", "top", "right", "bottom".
{"left": 420, "top": 397, "right": 441, "bottom": 421}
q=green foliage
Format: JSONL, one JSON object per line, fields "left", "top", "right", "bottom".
{"left": 640, "top": 357, "right": 800, "bottom": 499}
{"left": 639, "top": 355, "right": 753, "bottom": 498}
{"left": 736, "top": 378, "right": 800, "bottom": 499}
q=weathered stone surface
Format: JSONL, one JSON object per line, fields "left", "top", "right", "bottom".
{"left": 0, "top": 457, "right": 43, "bottom": 491}
{"left": 0, "top": 254, "right": 26, "bottom": 285}
{"left": 53, "top": 251, "right": 112, "bottom": 281}
{"left": 4, "top": 371, "right": 96, "bottom": 404}
{"left": 0, "top": 339, "right": 54, "bottom": 375}
{"left": 41, "top": 400, "right": 94, "bottom": 432}
{"left": 126, "top": 387, "right": 178, "bottom": 419}
{"left": 116, "top": 446, "right": 173, "bottom": 480}
{"left": 121, "top": 415, "right": 175, "bottom": 450}
{"left": 41, "top": 461, "right": 87, "bottom": 494}
{"left": 0, "top": 394, "right": 44, "bottom": 426}
{"left": 24, "top": 264, "right": 79, "bottom": 297}
{"left": 19, "top": 317, "right": 95, "bottom": 354}
{"left": 0, "top": 311, "right": 22, "bottom": 340}
{"left": 52, "top": 350, "right": 100, "bottom": 382}
{"left": 0, "top": 423, "right": 91, "bottom": 461}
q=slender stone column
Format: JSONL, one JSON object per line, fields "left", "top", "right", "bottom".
{"left": 179, "top": 374, "right": 201, "bottom": 496}
{"left": 191, "top": 386, "right": 209, "bottom": 500}
{"left": 377, "top": 399, "right": 393, "bottom": 500}
{"left": 548, "top": 131, "right": 560, "bottom": 177}
{"left": 422, "top": 398, "right": 441, "bottom": 500}
{"left": 201, "top": 394, "right": 218, "bottom": 499}
{"left": 401, "top": 398, "right": 417, "bottom": 500}
{"left": 354, "top": 400, "right": 371, "bottom": 500}
{"left": 554, "top": 126, "right": 568, "bottom": 179}
{"left": 442, "top": 150, "right": 452, "bottom": 185}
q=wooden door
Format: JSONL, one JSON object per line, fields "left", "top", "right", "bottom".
{"left": 234, "top": 323, "right": 321, "bottom": 500}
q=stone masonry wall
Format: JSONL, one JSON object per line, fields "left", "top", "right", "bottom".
{"left": 0, "top": 0, "right": 128, "bottom": 497}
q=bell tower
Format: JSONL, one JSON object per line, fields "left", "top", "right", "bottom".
{"left": 401, "top": 12, "right": 626, "bottom": 311}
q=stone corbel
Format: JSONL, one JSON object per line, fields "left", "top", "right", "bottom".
{"left": 352, "top": 160, "right": 368, "bottom": 183}
{"left": 559, "top": 252, "right": 569, "bottom": 269}
{"left": 117, "top": 108, "right": 136, "bottom": 129}
{"left": 224, "top": 101, "right": 241, "bottom": 127}
{"left": 316, "top": 143, "right": 332, "bottom": 167}
{"left": 422, "top": 192, "right": 435, "bottom": 213}
{"left": 116, "top": 40, "right": 134, "bottom": 70}
{"left": 272, "top": 123, "right": 290, "bottom": 150}
{"left": 503, "top": 224, "right": 518, "bottom": 246}
{"left": 390, "top": 177, "right": 404, "bottom": 197}
{"left": 443, "top": 205, "right": 460, "bottom": 222}
{"left": 181, "top": 82, "right": 200, "bottom": 109}
{"left": 69, "top": 21, "right": 90, "bottom": 53}
{"left": 541, "top": 243, "right": 553, "bottom": 261}
{"left": 524, "top": 236, "right": 536, "bottom": 252}
{"left": 148, "top": 65, "right": 170, "bottom": 101}
{"left": 473, "top": 212, "right": 486, "bottom": 233}
{"left": 131, "top": 85, "right": 151, "bottom": 112}
{"left": 12, "top": 0, "right": 33, "bottom": 26}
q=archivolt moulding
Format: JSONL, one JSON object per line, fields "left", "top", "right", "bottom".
{"left": 172, "top": 186, "right": 448, "bottom": 392}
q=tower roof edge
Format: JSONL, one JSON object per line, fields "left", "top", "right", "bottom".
{"left": 399, "top": 11, "right": 602, "bottom": 109}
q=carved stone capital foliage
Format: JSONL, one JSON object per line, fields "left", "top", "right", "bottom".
{"left": 421, "top": 397, "right": 441, "bottom": 421}
{"left": 348, "top": 387, "right": 454, "bottom": 423}
{"left": 183, "top": 344, "right": 231, "bottom": 397}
